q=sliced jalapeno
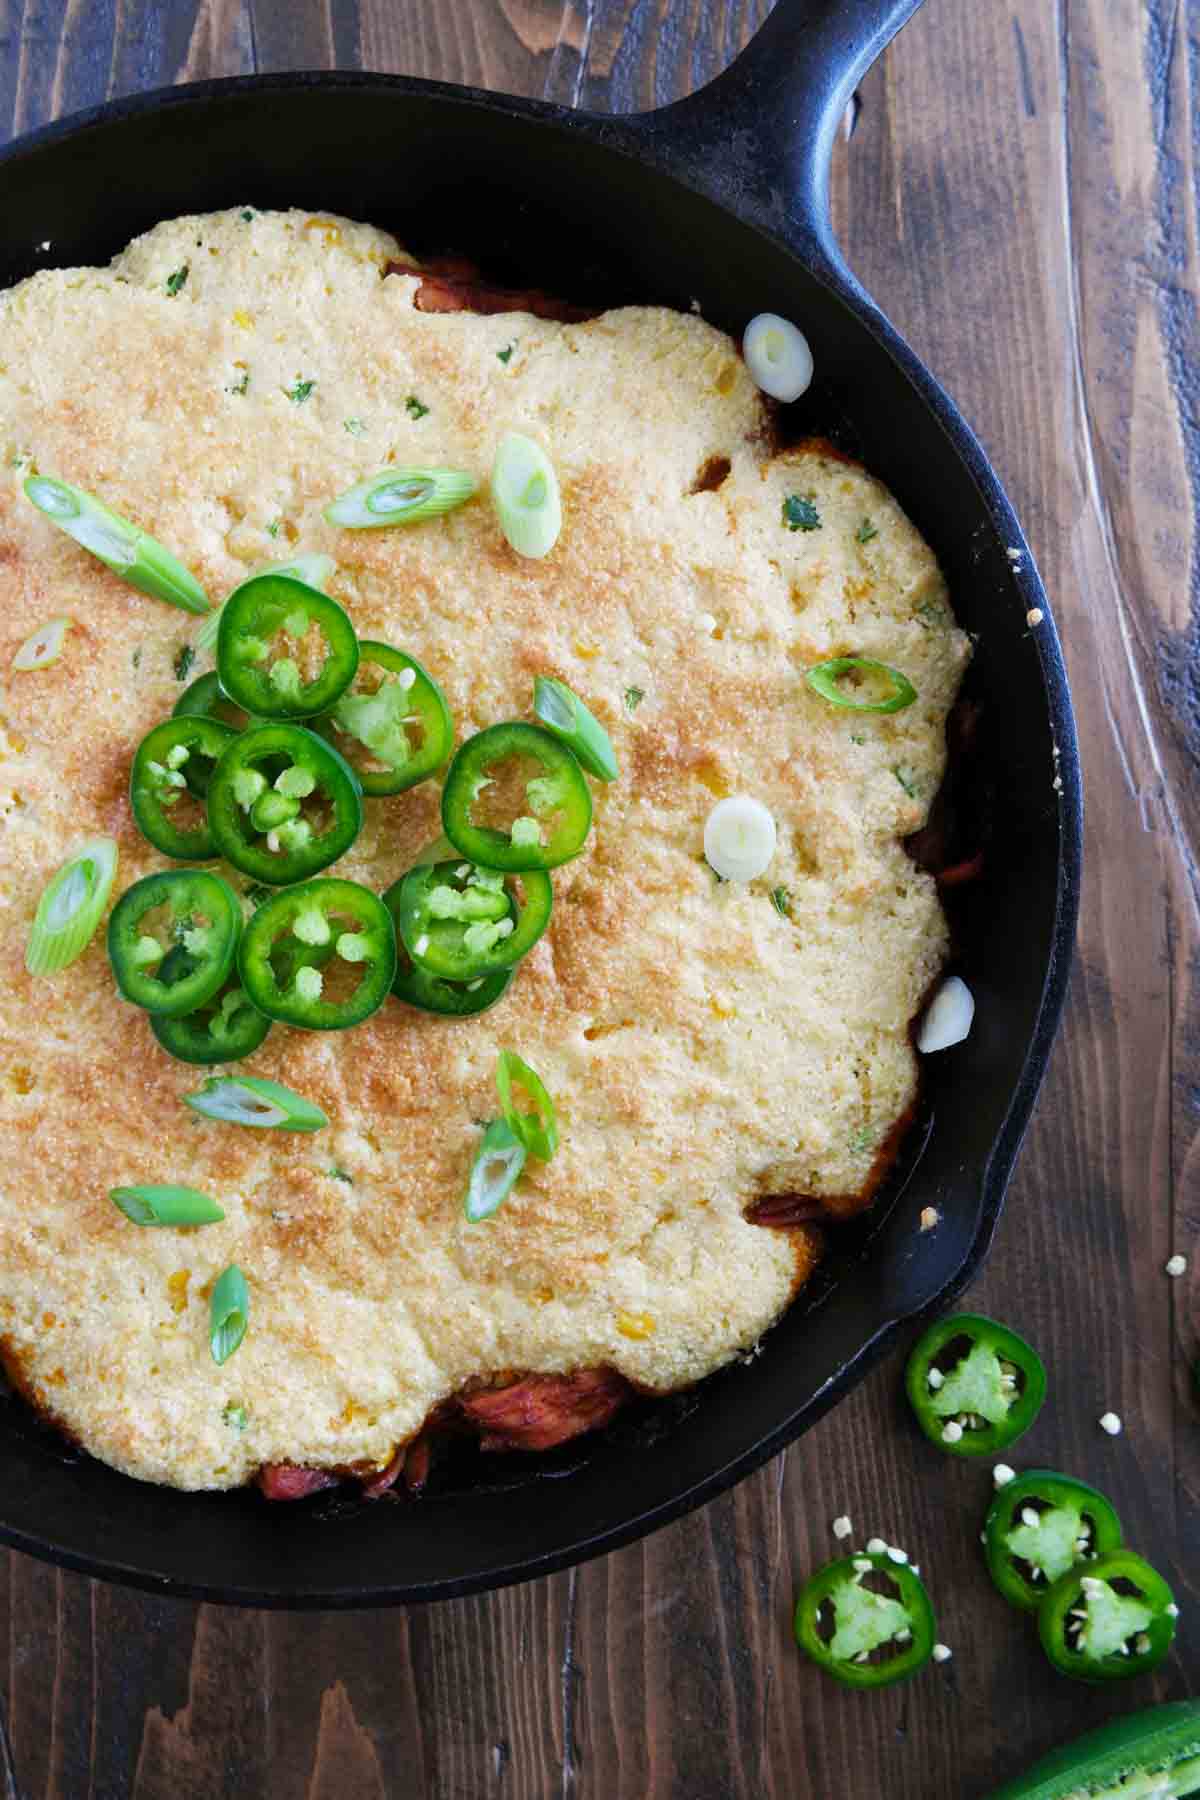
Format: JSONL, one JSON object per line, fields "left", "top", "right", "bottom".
{"left": 441, "top": 722, "right": 591, "bottom": 872}
{"left": 391, "top": 945, "right": 514, "bottom": 1018}
{"left": 315, "top": 640, "right": 453, "bottom": 796}
{"left": 173, "top": 670, "right": 251, "bottom": 731}
{"left": 130, "top": 716, "right": 237, "bottom": 857}
{"left": 793, "top": 1551, "right": 937, "bottom": 1689}
{"left": 207, "top": 722, "right": 363, "bottom": 885}
{"left": 385, "top": 855, "right": 552, "bottom": 980}
{"left": 150, "top": 979, "right": 272, "bottom": 1064}
{"left": 216, "top": 573, "right": 359, "bottom": 720}
{"left": 1038, "top": 1550, "right": 1177, "bottom": 1684}
{"left": 983, "top": 1471, "right": 1123, "bottom": 1613}
{"left": 983, "top": 1699, "right": 1200, "bottom": 1799}
{"left": 239, "top": 877, "right": 396, "bottom": 1030}
{"left": 906, "top": 1313, "right": 1047, "bottom": 1456}
{"left": 108, "top": 870, "right": 241, "bottom": 1017}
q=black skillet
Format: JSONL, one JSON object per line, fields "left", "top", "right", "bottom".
{"left": 0, "top": 0, "right": 1082, "bottom": 1605}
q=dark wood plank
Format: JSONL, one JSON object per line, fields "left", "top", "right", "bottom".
{"left": 0, "top": 0, "right": 1197, "bottom": 1795}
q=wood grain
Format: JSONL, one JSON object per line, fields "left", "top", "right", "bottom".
{"left": 0, "top": 0, "right": 1197, "bottom": 1794}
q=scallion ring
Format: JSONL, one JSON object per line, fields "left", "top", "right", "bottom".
{"left": 24, "top": 475, "right": 209, "bottom": 615}
{"left": 464, "top": 1119, "right": 526, "bottom": 1222}
{"left": 491, "top": 433, "right": 562, "bottom": 559}
{"left": 743, "top": 312, "right": 814, "bottom": 403}
{"left": 704, "top": 795, "right": 777, "bottom": 883}
{"left": 495, "top": 1050, "right": 559, "bottom": 1160}
{"left": 805, "top": 657, "right": 917, "bottom": 714}
{"left": 12, "top": 616, "right": 71, "bottom": 671}
{"left": 210, "top": 1264, "right": 250, "bottom": 1365}
{"left": 196, "top": 554, "right": 336, "bottom": 653}
{"left": 184, "top": 1075, "right": 328, "bottom": 1132}
{"left": 324, "top": 468, "right": 476, "bottom": 530}
{"left": 532, "top": 676, "right": 618, "bottom": 783}
{"left": 109, "top": 1184, "right": 225, "bottom": 1227}
{"left": 26, "top": 836, "right": 119, "bottom": 976}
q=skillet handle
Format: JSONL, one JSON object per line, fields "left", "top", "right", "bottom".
{"left": 632, "top": 0, "right": 924, "bottom": 261}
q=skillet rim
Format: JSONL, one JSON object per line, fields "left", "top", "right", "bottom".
{"left": 0, "top": 70, "right": 1083, "bottom": 1606}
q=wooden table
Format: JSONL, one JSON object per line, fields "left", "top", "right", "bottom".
{"left": 0, "top": 2, "right": 1195, "bottom": 1794}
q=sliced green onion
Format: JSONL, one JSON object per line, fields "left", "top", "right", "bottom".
{"left": 491, "top": 433, "right": 562, "bottom": 559}
{"left": 464, "top": 1118, "right": 526, "bottom": 1222}
{"left": 324, "top": 467, "right": 476, "bottom": 530}
{"left": 495, "top": 1050, "right": 559, "bottom": 1160}
{"left": 195, "top": 554, "right": 336, "bottom": 653}
{"left": 184, "top": 1076, "right": 328, "bottom": 1132}
{"left": 24, "top": 476, "right": 209, "bottom": 615}
{"left": 805, "top": 657, "right": 917, "bottom": 714}
{"left": 26, "top": 836, "right": 119, "bottom": 975}
{"left": 532, "top": 676, "right": 618, "bottom": 783}
{"left": 704, "top": 795, "right": 777, "bottom": 883}
{"left": 109, "top": 1184, "right": 225, "bottom": 1227}
{"left": 743, "top": 311, "right": 813, "bottom": 402}
{"left": 12, "top": 616, "right": 71, "bottom": 671}
{"left": 210, "top": 1264, "right": 250, "bottom": 1364}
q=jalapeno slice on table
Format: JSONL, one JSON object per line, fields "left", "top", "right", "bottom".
{"left": 390, "top": 945, "right": 514, "bottom": 1018}
{"left": 173, "top": 670, "right": 251, "bottom": 731}
{"left": 906, "top": 1313, "right": 1047, "bottom": 1456}
{"left": 441, "top": 722, "right": 592, "bottom": 872}
{"left": 108, "top": 870, "right": 241, "bottom": 1017}
{"left": 151, "top": 980, "right": 272, "bottom": 1064}
{"left": 984, "top": 1471, "right": 1124, "bottom": 1612}
{"left": 983, "top": 1699, "right": 1200, "bottom": 1800}
{"left": 239, "top": 878, "right": 396, "bottom": 1029}
{"left": 130, "top": 716, "right": 238, "bottom": 857}
{"left": 794, "top": 1551, "right": 937, "bottom": 1688}
{"left": 385, "top": 856, "right": 552, "bottom": 980}
{"left": 216, "top": 574, "right": 359, "bottom": 720}
{"left": 315, "top": 640, "right": 453, "bottom": 796}
{"left": 207, "top": 722, "right": 363, "bottom": 884}
{"left": 1038, "top": 1550, "right": 1177, "bottom": 1683}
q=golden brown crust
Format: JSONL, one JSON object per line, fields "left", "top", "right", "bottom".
{"left": 0, "top": 209, "right": 969, "bottom": 1489}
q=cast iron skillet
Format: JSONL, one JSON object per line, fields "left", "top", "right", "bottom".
{"left": 0, "top": 0, "right": 1081, "bottom": 1606}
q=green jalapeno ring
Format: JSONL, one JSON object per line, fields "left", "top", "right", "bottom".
{"left": 150, "top": 980, "right": 272, "bottom": 1065}
{"left": 385, "top": 857, "right": 553, "bottom": 981}
{"left": 173, "top": 670, "right": 252, "bottom": 734}
{"left": 1037, "top": 1550, "right": 1177, "bottom": 1684}
{"left": 983, "top": 1470, "right": 1124, "bottom": 1613}
{"left": 314, "top": 640, "right": 454, "bottom": 797}
{"left": 108, "top": 870, "right": 242, "bottom": 1017}
{"left": 982, "top": 1700, "right": 1200, "bottom": 1800}
{"left": 130, "top": 716, "right": 238, "bottom": 858}
{"left": 239, "top": 877, "right": 397, "bottom": 1030}
{"left": 207, "top": 722, "right": 363, "bottom": 885}
{"left": 441, "top": 721, "right": 592, "bottom": 872}
{"left": 906, "top": 1312, "right": 1047, "bottom": 1457}
{"left": 216, "top": 573, "right": 360, "bottom": 721}
{"left": 391, "top": 948, "right": 514, "bottom": 1018}
{"left": 793, "top": 1551, "right": 937, "bottom": 1689}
